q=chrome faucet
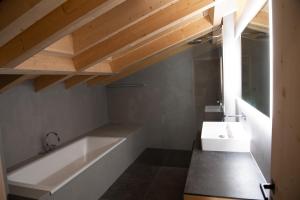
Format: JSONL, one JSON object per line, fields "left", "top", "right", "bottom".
{"left": 223, "top": 114, "right": 247, "bottom": 121}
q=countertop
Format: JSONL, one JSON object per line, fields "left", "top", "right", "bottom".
{"left": 184, "top": 142, "right": 266, "bottom": 200}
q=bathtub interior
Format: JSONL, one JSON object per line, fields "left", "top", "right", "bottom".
{"left": 7, "top": 136, "right": 125, "bottom": 193}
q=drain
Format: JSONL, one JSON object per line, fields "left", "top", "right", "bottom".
{"left": 218, "top": 134, "right": 225, "bottom": 138}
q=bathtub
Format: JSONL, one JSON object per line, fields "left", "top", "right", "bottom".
{"left": 7, "top": 124, "right": 147, "bottom": 200}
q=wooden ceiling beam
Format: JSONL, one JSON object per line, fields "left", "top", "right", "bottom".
{"left": 88, "top": 75, "right": 114, "bottom": 86}
{"left": 34, "top": 75, "right": 69, "bottom": 92}
{"left": 63, "top": 61, "right": 113, "bottom": 88}
{"left": 0, "top": 0, "right": 126, "bottom": 68}
{"left": 208, "top": 0, "right": 223, "bottom": 44}
{"left": 87, "top": 16, "right": 213, "bottom": 86}
{"left": 111, "top": 16, "right": 213, "bottom": 72}
{"left": 85, "top": 62, "right": 114, "bottom": 74}
{"left": 55, "top": 0, "right": 214, "bottom": 89}
{"left": 0, "top": 69, "right": 113, "bottom": 76}
{"left": 208, "top": 3, "right": 221, "bottom": 26}
{"left": 16, "top": 51, "right": 74, "bottom": 73}
{"left": 107, "top": 15, "right": 203, "bottom": 61}
{"left": 0, "top": 75, "right": 35, "bottom": 93}
{"left": 208, "top": 0, "right": 239, "bottom": 44}
{"left": 0, "top": 0, "right": 67, "bottom": 47}
{"left": 64, "top": 75, "right": 96, "bottom": 89}
{"left": 31, "top": 58, "right": 113, "bottom": 92}
{"left": 6, "top": 52, "right": 114, "bottom": 75}
{"left": 72, "top": 0, "right": 178, "bottom": 55}
{"left": 73, "top": 0, "right": 215, "bottom": 71}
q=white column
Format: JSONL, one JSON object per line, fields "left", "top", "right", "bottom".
{"left": 222, "top": 13, "right": 242, "bottom": 117}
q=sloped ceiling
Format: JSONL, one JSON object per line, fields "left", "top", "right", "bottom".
{"left": 0, "top": 0, "right": 267, "bottom": 93}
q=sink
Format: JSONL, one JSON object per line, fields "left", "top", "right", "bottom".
{"left": 201, "top": 122, "right": 250, "bottom": 152}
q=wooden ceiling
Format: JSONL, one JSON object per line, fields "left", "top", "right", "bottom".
{"left": 0, "top": 0, "right": 267, "bottom": 93}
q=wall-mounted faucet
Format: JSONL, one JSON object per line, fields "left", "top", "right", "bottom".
{"left": 42, "top": 132, "right": 61, "bottom": 153}
{"left": 223, "top": 114, "right": 247, "bottom": 121}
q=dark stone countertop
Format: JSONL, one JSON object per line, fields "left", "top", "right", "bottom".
{"left": 184, "top": 142, "right": 266, "bottom": 200}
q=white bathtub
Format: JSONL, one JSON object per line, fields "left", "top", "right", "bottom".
{"left": 8, "top": 136, "right": 125, "bottom": 194}
{"left": 8, "top": 125, "right": 147, "bottom": 200}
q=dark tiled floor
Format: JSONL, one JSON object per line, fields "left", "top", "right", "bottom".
{"left": 99, "top": 148, "right": 192, "bottom": 200}
{"left": 8, "top": 195, "right": 34, "bottom": 200}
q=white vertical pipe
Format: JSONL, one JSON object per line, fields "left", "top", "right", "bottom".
{"left": 222, "top": 13, "right": 242, "bottom": 117}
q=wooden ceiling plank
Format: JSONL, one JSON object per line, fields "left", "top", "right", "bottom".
{"left": 13, "top": 51, "right": 114, "bottom": 75}
{"left": 85, "top": 62, "right": 114, "bottom": 74}
{"left": 44, "top": 35, "right": 74, "bottom": 57}
{"left": 0, "top": 0, "right": 42, "bottom": 30}
{"left": 64, "top": 75, "right": 96, "bottom": 89}
{"left": 248, "top": 10, "right": 269, "bottom": 32}
{"left": 0, "top": 0, "right": 126, "bottom": 68}
{"left": 0, "top": 69, "right": 114, "bottom": 76}
{"left": 73, "top": 0, "right": 215, "bottom": 71}
{"left": 108, "top": 13, "right": 205, "bottom": 61}
{"left": 16, "top": 51, "right": 75, "bottom": 73}
{"left": 72, "top": 0, "right": 179, "bottom": 55}
{"left": 33, "top": 61, "right": 114, "bottom": 91}
{"left": 111, "top": 16, "right": 213, "bottom": 72}
{"left": 0, "top": 0, "right": 67, "bottom": 47}
{"left": 0, "top": 75, "right": 35, "bottom": 93}
{"left": 87, "top": 16, "right": 213, "bottom": 86}
{"left": 34, "top": 75, "right": 70, "bottom": 92}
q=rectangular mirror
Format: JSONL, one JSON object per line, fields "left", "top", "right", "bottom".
{"left": 241, "top": 2, "right": 270, "bottom": 116}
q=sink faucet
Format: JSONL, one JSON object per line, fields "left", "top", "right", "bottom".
{"left": 43, "top": 131, "right": 61, "bottom": 153}
{"left": 223, "top": 114, "right": 246, "bottom": 121}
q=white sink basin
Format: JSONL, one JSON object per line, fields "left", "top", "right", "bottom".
{"left": 201, "top": 122, "right": 250, "bottom": 152}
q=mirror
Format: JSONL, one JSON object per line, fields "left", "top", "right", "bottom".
{"left": 241, "top": 2, "right": 270, "bottom": 116}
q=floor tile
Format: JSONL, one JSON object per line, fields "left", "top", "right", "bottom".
{"left": 144, "top": 167, "right": 188, "bottom": 200}
{"left": 99, "top": 148, "right": 191, "bottom": 200}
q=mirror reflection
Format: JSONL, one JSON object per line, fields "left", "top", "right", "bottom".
{"left": 241, "top": 2, "right": 270, "bottom": 116}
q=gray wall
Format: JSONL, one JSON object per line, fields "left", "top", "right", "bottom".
{"left": 0, "top": 82, "right": 108, "bottom": 168}
{"left": 237, "top": 99, "right": 272, "bottom": 181}
{"left": 107, "top": 46, "right": 221, "bottom": 150}
{"left": 193, "top": 45, "right": 221, "bottom": 130}
{"left": 237, "top": 32, "right": 272, "bottom": 181}
{"left": 0, "top": 45, "right": 222, "bottom": 168}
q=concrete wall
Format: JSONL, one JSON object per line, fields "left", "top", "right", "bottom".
{"left": 237, "top": 98, "right": 271, "bottom": 181}
{"left": 0, "top": 45, "right": 221, "bottom": 168}
{"left": 0, "top": 82, "right": 108, "bottom": 168}
{"left": 193, "top": 44, "right": 221, "bottom": 130}
{"left": 0, "top": 129, "right": 7, "bottom": 199}
{"left": 238, "top": 32, "right": 271, "bottom": 181}
{"left": 107, "top": 47, "right": 221, "bottom": 150}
